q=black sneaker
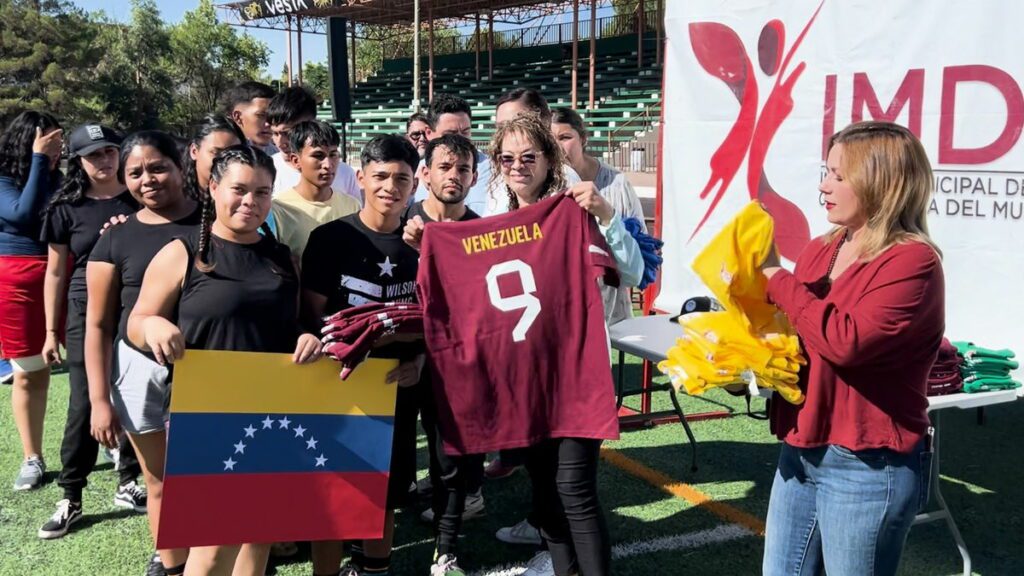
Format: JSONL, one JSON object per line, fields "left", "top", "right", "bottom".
{"left": 114, "top": 480, "right": 148, "bottom": 513}
{"left": 38, "top": 499, "right": 83, "bottom": 539}
{"left": 144, "top": 552, "right": 166, "bottom": 576}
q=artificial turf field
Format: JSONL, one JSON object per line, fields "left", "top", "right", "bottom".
{"left": 1, "top": 358, "right": 1021, "bottom": 575}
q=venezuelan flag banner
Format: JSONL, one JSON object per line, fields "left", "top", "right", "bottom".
{"left": 156, "top": 351, "right": 398, "bottom": 549}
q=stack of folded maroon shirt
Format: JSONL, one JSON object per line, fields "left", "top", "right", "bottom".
{"left": 321, "top": 302, "right": 424, "bottom": 379}
{"left": 927, "top": 338, "right": 963, "bottom": 396}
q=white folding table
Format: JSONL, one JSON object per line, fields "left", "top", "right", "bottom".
{"left": 915, "top": 387, "right": 1022, "bottom": 576}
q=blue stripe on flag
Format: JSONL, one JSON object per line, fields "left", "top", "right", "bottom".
{"left": 166, "top": 413, "right": 394, "bottom": 475}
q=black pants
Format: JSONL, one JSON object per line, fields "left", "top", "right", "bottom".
{"left": 525, "top": 438, "right": 610, "bottom": 576}
{"left": 57, "top": 297, "right": 140, "bottom": 501}
{"left": 419, "top": 371, "right": 485, "bottom": 556}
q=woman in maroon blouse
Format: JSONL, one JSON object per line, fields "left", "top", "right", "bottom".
{"left": 760, "top": 121, "right": 944, "bottom": 576}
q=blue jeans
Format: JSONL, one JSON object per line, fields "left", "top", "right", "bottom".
{"left": 763, "top": 441, "right": 932, "bottom": 576}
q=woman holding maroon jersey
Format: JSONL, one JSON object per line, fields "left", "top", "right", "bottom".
{"left": 760, "top": 121, "right": 943, "bottom": 576}
{"left": 484, "top": 114, "right": 642, "bottom": 576}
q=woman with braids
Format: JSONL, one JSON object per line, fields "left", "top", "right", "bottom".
{"left": 0, "top": 110, "right": 63, "bottom": 491}
{"left": 481, "top": 115, "right": 642, "bottom": 576}
{"left": 37, "top": 124, "right": 147, "bottom": 541}
{"left": 127, "top": 145, "right": 321, "bottom": 575}
{"left": 86, "top": 131, "right": 200, "bottom": 576}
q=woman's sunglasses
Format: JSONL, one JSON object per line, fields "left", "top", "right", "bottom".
{"left": 498, "top": 153, "right": 538, "bottom": 168}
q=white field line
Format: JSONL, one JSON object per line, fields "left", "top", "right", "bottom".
{"left": 470, "top": 523, "right": 754, "bottom": 576}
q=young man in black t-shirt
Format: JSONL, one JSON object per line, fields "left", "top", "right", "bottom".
{"left": 302, "top": 135, "right": 421, "bottom": 576}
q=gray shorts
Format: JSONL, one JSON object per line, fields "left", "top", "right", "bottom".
{"left": 111, "top": 340, "right": 171, "bottom": 435}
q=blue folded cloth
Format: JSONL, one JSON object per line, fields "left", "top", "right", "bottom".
{"left": 623, "top": 217, "right": 663, "bottom": 290}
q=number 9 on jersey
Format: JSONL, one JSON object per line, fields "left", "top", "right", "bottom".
{"left": 485, "top": 259, "right": 541, "bottom": 342}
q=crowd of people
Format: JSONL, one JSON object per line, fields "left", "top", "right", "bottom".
{"left": 0, "top": 73, "right": 944, "bottom": 576}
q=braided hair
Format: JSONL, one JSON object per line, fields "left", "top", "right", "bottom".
{"left": 196, "top": 145, "right": 277, "bottom": 273}
{"left": 488, "top": 113, "right": 566, "bottom": 212}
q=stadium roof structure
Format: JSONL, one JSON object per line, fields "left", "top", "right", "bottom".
{"left": 216, "top": 0, "right": 659, "bottom": 112}
{"left": 217, "top": 0, "right": 603, "bottom": 33}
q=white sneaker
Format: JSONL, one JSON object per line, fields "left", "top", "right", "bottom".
{"left": 495, "top": 518, "right": 542, "bottom": 546}
{"left": 521, "top": 551, "right": 554, "bottom": 576}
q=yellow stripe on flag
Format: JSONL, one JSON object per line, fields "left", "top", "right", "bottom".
{"left": 170, "top": 351, "right": 398, "bottom": 417}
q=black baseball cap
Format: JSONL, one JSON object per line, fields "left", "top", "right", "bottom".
{"left": 668, "top": 296, "right": 724, "bottom": 323}
{"left": 68, "top": 124, "right": 122, "bottom": 157}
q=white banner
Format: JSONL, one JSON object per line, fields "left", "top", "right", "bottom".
{"left": 659, "top": 0, "right": 1024, "bottom": 352}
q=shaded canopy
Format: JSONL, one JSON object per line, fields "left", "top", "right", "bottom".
{"left": 220, "top": 0, "right": 584, "bottom": 28}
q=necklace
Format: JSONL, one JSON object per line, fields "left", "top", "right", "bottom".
{"left": 824, "top": 232, "right": 847, "bottom": 279}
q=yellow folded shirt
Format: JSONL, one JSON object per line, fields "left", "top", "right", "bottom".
{"left": 660, "top": 201, "right": 806, "bottom": 404}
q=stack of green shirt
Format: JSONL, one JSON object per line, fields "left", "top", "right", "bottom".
{"left": 953, "top": 342, "right": 1022, "bottom": 393}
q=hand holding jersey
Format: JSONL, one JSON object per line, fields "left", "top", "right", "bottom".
{"left": 302, "top": 134, "right": 423, "bottom": 575}
{"left": 128, "top": 148, "right": 321, "bottom": 368}
{"left": 402, "top": 215, "right": 426, "bottom": 251}
{"left": 565, "top": 181, "right": 615, "bottom": 225}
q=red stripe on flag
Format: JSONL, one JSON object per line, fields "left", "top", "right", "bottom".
{"left": 157, "top": 471, "right": 389, "bottom": 549}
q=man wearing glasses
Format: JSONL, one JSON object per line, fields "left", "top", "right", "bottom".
{"left": 405, "top": 112, "right": 432, "bottom": 158}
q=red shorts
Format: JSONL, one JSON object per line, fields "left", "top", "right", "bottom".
{"left": 0, "top": 255, "right": 48, "bottom": 360}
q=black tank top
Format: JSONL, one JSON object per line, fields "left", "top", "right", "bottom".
{"left": 178, "top": 230, "right": 299, "bottom": 354}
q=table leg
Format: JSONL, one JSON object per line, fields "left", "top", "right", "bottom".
{"left": 668, "top": 387, "right": 698, "bottom": 472}
{"left": 615, "top": 350, "right": 625, "bottom": 410}
{"left": 913, "top": 410, "right": 972, "bottom": 576}
{"left": 641, "top": 358, "right": 652, "bottom": 414}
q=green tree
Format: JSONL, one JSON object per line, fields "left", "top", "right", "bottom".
{"left": 611, "top": 0, "right": 658, "bottom": 14}
{"left": 95, "top": 0, "right": 174, "bottom": 129}
{"left": 302, "top": 61, "right": 331, "bottom": 103}
{"left": 0, "top": 0, "right": 105, "bottom": 124}
{"left": 166, "top": 0, "right": 269, "bottom": 130}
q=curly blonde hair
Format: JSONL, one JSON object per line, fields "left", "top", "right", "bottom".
{"left": 488, "top": 113, "right": 567, "bottom": 211}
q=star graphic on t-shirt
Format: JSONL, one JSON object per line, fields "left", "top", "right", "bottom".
{"left": 377, "top": 256, "right": 397, "bottom": 277}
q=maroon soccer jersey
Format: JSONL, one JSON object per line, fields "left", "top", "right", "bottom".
{"left": 417, "top": 194, "right": 621, "bottom": 455}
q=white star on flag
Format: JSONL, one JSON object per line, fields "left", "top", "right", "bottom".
{"left": 315, "top": 454, "right": 328, "bottom": 467}
{"left": 223, "top": 458, "right": 236, "bottom": 471}
{"left": 234, "top": 441, "right": 246, "bottom": 454}
{"left": 261, "top": 415, "right": 274, "bottom": 429}
{"left": 377, "top": 256, "right": 397, "bottom": 277}
{"left": 243, "top": 425, "right": 257, "bottom": 438}
{"left": 306, "top": 437, "right": 318, "bottom": 450}
{"left": 293, "top": 425, "right": 306, "bottom": 438}
{"left": 278, "top": 416, "right": 291, "bottom": 429}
